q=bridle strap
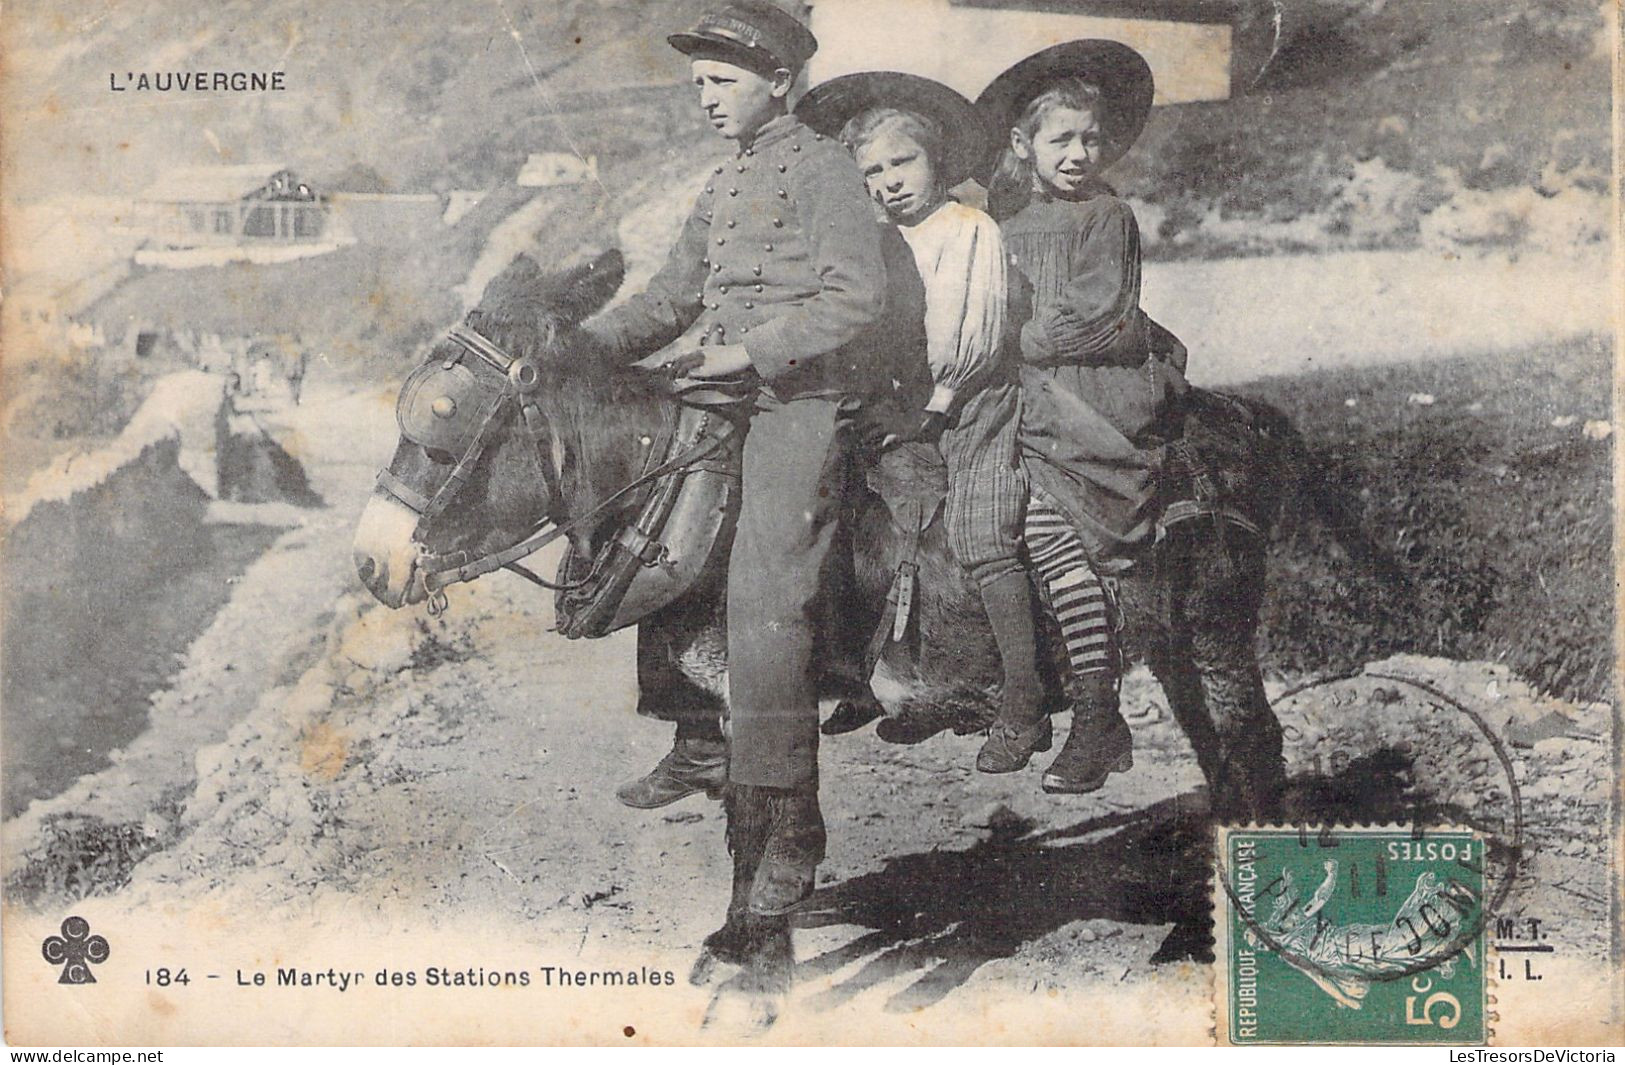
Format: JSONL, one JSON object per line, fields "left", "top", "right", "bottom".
{"left": 447, "top": 323, "right": 516, "bottom": 373}
{"left": 388, "top": 321, "right": 727, "bottom": 601}
{"left": 377, "top": 467, "right": 434, "bottom": 514}
{"left": 418, "top": 416, "right": 733, "bottom": 593}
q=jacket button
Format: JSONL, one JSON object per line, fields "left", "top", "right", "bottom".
{"left": 707, "top": 301, "right": 718, "bottom": 309}
{"left": 813, "top": 132, "right": 824, "bottom": 140}
{"left": 729, "top": 188, "right": 739, "bottom": 196}
{"left": 752, "top": 265, "right": 762, "bottom": 275}
{"left": 736, "top": 163, "right": 747, "bottom": 172}
{"left": 792, "top": 144, "right": 801, "bottom": 152}
{"left": 764, "top": 243, "right": 774, "bottom": 251}
{"left": 777, "top": 163, "right": 787, "bottom": 173}
{"left": 754, "top": 284, "right": 763, "bottom": 293}
{"left": 744, "top": 301, "right": 754, "bottom": 309}
{"left": 744, "top": 148, "right": 754, "bottom": 157}
{"left": 777, "top": 188, "right": 787, "bottom": 198}
{"left": 714, "top": 164, "right": 724, "bottom": 174}
{"left": 727, "top": 219, "right": 737, "bottom": 228}
{"left": 772, "top": 218, "right": 783, "bottom": 227}
{"left": 705, "top": 185, "right": 714, "bottom": 193}
{"left": 712, "top": 262, "right": 722, "bottom": 272}
{"left": 719, "top": 285, "right": 729, "bottom": 294}
{"left": 716, "top": 237, "right": 726, "bottom": 245}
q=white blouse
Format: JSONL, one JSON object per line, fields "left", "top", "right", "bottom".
{"left": 897, "top": 200, "right": 1009, "bottom": 415}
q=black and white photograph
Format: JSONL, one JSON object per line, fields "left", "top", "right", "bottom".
{"left": 1, "top": 0, "right": 1619, "bottom": 1046}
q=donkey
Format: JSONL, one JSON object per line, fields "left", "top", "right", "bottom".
{"left": 355, "top": 250, "right": 1341, "bottom": 1020}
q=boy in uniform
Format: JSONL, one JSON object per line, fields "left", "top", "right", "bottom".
{"left": 581, "top": 0, "right": 892, "bottom": 913}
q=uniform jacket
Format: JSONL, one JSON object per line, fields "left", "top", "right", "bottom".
{"left": 583, "top": 113, "right": 897, "bottom": 403}
{"left": 1002, "top": 182, "right": 1187, "bottom": 558}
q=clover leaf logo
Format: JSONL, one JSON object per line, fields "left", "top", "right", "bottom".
{"left": 42, "top": 916, "right": 109, "bottom": 984}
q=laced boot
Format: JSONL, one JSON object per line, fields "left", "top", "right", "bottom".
{"left": 738, "top": 783, "right": 827, "bottom": 917}
{"left": 1042, "top": 671, "right": 1134, "bottom": 794}
{"left": 974, "top": 570, "right": 1052, "bottom": 773}
{"left": 615, "top": 725, "right": 727, "bottom": 809}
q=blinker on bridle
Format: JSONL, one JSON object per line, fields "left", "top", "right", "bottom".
{"left": 377, "top": 323, "right": 731, "bottom": 616}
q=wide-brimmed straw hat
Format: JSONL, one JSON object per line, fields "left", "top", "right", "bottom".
{"left": 975, "top": 39, "right": 1154, "bottom": 174}
{"left": 796, "top": 71, "right": 994, "bottom": 188}
{"left": 668, "top": 0, "right": 819, "bottom": 78}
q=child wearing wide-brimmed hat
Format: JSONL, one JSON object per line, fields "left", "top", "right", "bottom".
{"left": 799, "top": 73, "right": 1055, "bottom": 773}
{"left": 977, "top": 40, "right": 1189, "bottom": 793}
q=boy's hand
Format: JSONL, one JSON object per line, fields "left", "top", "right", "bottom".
{"left": 671, "top": 343, "right": 754, "bottom": 379}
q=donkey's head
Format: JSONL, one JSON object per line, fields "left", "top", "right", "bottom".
{"left": 353, "top": 249, "right": 632, "bottom": 608}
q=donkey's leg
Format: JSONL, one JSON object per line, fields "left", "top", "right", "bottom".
{"left": 695, "top": 784, "right": 796, "bottom": 1031}
{"left": 1183, "top": 537, "right": 1286, "bottom": 823}
{"left": 1142, "top": 612, "right": 1223, "bottom": 965}
{"left": 1145, "top": 631, "right": 1224, "bottom": 790}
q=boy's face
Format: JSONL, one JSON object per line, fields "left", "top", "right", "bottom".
{"left": 1015, "top": 105, "right": 1104, "bottom": 197}
{"left": 690, "top": 59, "right": 789, "bottom": 142}
{"left": 853, "top": 126, "right": 940, "bottom": 226}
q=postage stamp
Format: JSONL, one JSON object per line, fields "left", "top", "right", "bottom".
{"left": 1216, "top": 825, "right": 1488, "bottom": 1045}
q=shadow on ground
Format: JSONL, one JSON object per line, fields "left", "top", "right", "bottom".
{"left": 790, "top": 746, "right": 1503, "bottom": 1014}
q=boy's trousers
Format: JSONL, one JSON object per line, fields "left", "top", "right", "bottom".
{"left": 726, "top": 392, "right": 849, "bottom": 789}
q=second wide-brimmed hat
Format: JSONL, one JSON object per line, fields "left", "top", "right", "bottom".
{"left": 795, "top": 71, "right": 994, "bottom": 188}
{"left": 975, "top": 39, "right": 1155, "bottom": 173}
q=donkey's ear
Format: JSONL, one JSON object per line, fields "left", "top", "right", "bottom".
{"left": 548, "top": 248, "right": 625, "bottom": 324}
{"left": 478, "top": 253, "right": 548, "bottom": 311}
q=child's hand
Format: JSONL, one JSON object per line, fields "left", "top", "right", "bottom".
{"left": 881, "top": 410, "right": 947, "bottom": 449}
{"left": 676, "top": 343, "right": 754, "bottom": 379}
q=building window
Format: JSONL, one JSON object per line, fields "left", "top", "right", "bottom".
{"left": 214, "top": 209, "right": 234, "bottom": 234}
{"left": 243, "top": 205, "right": 277, "bottom": 238}
{"left": 293, "top": 206, "right": 325, "bottom": 239}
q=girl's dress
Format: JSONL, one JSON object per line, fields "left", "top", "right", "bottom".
{"left": 1001, "top": 178, "right": 1187, "bottom": 562}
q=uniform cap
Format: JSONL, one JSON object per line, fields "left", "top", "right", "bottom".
{"left": 669, "top": 1, "right": 819, "bottom": 77}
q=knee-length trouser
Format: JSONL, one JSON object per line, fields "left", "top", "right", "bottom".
{"left": 727, "top": 393, "right": 848, "bottom": 789}
{"left": 939, "top": 379, "right": 1027, "bottom": 587}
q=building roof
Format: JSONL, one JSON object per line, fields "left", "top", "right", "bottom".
{"left": 140, "top": 164, "right": 290, "bottom": 204}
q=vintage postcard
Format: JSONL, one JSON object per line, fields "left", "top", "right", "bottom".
{"left": 2, "top": 0, "right": 1620, "bottom": 1047}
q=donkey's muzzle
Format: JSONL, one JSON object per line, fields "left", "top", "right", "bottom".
{"left": 353, "top": 493, "right": 427, "bottom": 608}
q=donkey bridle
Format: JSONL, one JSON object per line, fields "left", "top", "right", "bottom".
{"left": 377, "top": 323, "right": 731, "bottom": 607}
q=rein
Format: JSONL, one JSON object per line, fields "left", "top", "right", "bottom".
{"left": 378, "top": 324, "right": 732, "bottom": 612}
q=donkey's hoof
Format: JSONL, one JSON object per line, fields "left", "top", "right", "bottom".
{"left": 689, "top": 949, "right": 723, "bottom": 988}
{"left": 701, "top": 978, "right": 783, "bottom": 1034}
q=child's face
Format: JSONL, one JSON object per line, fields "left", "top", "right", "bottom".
{"left": 853, "top": 126, "right": 940, "bottom": 226}
{"left": 1015, "top": 105, "right": 1104, "bottom": 197}
{"left": 690, "top": 59, "right": 788, "bottom": 142}
{"left": 851, "top": 128, "right": 942, "bottom": 227}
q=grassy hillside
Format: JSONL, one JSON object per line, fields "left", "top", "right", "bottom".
{"left": 1120, "top": 0, "right": 1611, "bottom": 258}
{"left": 1237, "top": 334, "right": 1613, "bottom": 702}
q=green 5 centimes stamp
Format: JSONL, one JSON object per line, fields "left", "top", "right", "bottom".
{"left": 1216, "top": 826, "right": 1488, "bottom": 1045}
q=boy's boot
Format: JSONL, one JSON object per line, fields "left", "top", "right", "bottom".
{"left": 740, "top": 782, "right": 828, "bottom": 917}
{"left": 975, "top": 570, "right": 1053, "bottom": 773}
{"left": 615, "top": 718, "right": 728, "bottom": 808}
{"left": 1042, "top": 671, "right": 1134, "bottom": 794}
